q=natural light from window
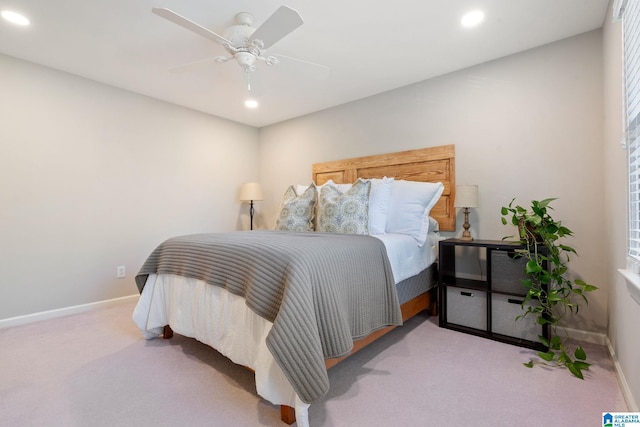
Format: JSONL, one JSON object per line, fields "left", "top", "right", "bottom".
{"left": 620, "top": 0, "right": 640, "bottom": 264}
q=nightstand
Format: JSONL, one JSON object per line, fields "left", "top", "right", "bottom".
{"left": 438, "top": 238, "right": 548, "bottom": 350}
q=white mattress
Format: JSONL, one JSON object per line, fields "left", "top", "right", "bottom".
{"left": 132, "top": 230, "right": 440, "bottom": 426}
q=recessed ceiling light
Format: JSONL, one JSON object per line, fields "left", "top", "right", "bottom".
{"left": 461, "top": 10, "right": 484, "bottom": 28}
{"left": 1, "top": 10, "right": 30, "bottom": 26}
{"left": 244, "top": 99, "right": 259, "bottom": 109}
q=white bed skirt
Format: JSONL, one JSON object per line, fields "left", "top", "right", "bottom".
{"left": 132, "top": 273, "right": 310, "bottom": 426}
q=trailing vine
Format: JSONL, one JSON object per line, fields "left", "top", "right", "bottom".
{"left": 501, "top": 198, "right": 598, "bottom": 379}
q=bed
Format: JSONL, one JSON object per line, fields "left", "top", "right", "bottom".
{"left": 132, "top": 144, "right": 455, "bottom": 426}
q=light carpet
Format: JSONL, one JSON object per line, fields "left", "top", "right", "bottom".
{"left": 0, "top": 300, "right": 627, "bottom": 426}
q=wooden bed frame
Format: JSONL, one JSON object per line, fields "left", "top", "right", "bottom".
{"left": 165, "top": 144, "right": 456, "bottom": 425}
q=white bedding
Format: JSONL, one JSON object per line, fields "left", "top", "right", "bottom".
{"left": 373, "top": 229, "right": 440, "bottom": 283}
{"left": 132, "top": 273, "right": 311, "bottom": 425}
{"left": 132, "top": 231, "right": 440, "bottom": 426}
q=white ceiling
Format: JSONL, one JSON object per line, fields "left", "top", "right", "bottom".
{"left": 0, "top": 0, "right": 610, "bottom": 128}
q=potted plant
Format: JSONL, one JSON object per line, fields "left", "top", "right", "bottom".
{"left": 500, "top": 198, "right": 598, "bottom": 379}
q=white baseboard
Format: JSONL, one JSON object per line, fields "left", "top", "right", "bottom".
{"left": 606, "top": 336, "right": 640, "bottom": 411}
{"left": 0, "top": 294, "right": 139, "bottom": 329}
{"left": 563, "top": 326, "right": 607, "bottom": 346}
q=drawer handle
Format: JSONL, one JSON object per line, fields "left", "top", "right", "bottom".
{"left": 460, "top": 291, "right": 474, "bottom": 297}
{"left": 507, "top": 298, "right": 524, "bottom": 305}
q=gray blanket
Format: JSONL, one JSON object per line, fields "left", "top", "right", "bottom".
{"left": 135, "top": 230, "right": 402, "bottom": 403}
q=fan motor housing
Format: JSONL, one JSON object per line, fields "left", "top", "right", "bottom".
{"left": 223, "top": 24, "right": 254, "bottom": 45}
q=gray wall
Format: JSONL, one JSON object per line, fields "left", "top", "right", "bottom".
{"left": 260, "top": 30, "right": 606, "bottom": 334}
{"left": 0, "top": 54, "right": 259, "bottom": 319}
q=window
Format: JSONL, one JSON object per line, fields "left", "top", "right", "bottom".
{"left": 618, "top": 0, "right": 640, "bottom": 261}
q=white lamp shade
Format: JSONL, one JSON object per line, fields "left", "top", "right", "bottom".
{"left": 239, "top": 182, "right": 263, "bottom": 201}
{"left": 454, "top": 185, "right": 479, "bottom": 208}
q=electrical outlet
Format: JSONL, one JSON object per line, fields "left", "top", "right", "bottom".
{"left": 117, "top": 266, "right": 126, "bottom": 279}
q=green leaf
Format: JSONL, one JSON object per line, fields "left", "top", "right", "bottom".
{"left": 538, "top": 198, "right": 557, "bottom": 208}
{"left": 501, "top": 217, "right": 507, "bottom": 225}
{"left": 547, "top": 290, "right": 562, "bottom": 302}
{"left": 530, "top": 306, "right": 544, "bottom": 314}
{"left": 557, "top": 351, "right": 568, "bottom": 365}
{"left": 532, "top": 205, "right": 544, "bottom": 217}
{"left": 555, "top": 266, "right": 568, "bottom": 276}
{"left": 537, "top": 351, "right": 555, "bottom": 362}
{"left": 525, "top": 260, "right": 543, "bottom": 274}
{"left": 558, "top": 227, "right": 574, "bottom": 237}
{"left": 575, "top": 346, "right": 587, "bottom": 360}
{"left": 501, "top": 207, "right": 508, "bottom": 215}
{"left": 538, "top": 335, "right": 550, "bottom": 347}
{"left": 567, "top": 362, "right": 585, "bottom": 379}
{"left": 559, "top": 244, "right": 576, "bottom": 253}
{"left": 573, "top": 361, "right": 591, "bottom": 371}
{"left": 523, "top": 360, "right": 534, "bottom": 368}
{"left": 581, "top": 284, "right": 599, "bottom": 292}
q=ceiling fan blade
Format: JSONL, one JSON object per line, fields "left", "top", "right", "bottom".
{"left": 249, "top": 6, "right": 303, "bottom": 49}
{"left": 271, "top": 54, "right": 331, "bottom": 80}
{"left": 168, "top": 57, "right": 224, "bottom": 74}
{"left": 152, "top": 8, "right": 232, "bottom": 46}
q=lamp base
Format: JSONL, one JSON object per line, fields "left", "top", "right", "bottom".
{"left": 460, "top": 207, "right": 474, "bottom": 241}
{"left": 249, "top": 200, "right": 255, "bottom": 231}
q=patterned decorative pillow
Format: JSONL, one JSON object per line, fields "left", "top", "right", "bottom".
{"left": 317, "top": 179, "right": 371, "bottom": 234}
{"left": 274, "top": 184, "right": 317, "bottom": 232}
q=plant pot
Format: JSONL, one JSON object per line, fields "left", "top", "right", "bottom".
{"left": 518, "top": 220, "right": 543, "bottom": 243}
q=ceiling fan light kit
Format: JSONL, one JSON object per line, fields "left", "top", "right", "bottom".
{"left": 244, "top": 99, "right": 259, "bottom": 109}
{"left": 1, "top": 10, "right": 30, "bottom": 26}
{"left": 234, "top": 51, "right": 257, "bottom": 73}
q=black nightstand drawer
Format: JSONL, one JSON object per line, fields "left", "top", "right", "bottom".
{"left": 490, "top": 250, "right": 528, "bottom": 295}
{"left": 491, "top": 294, "right": 542, "bottom": 342}
{"left": 446, "top": 286, "right": 487, "bottom": 330}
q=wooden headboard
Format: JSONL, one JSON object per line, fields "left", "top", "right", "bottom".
{"left": 312, "top": 144, "right": 456, "bottom": 231}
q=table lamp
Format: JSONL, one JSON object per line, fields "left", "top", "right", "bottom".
{"left": 454, "top": 185, "right": 479, "bottom": 241}
{"left": 239, "top": 182, "right": 263, "bottom": 230}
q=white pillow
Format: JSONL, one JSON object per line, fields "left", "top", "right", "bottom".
{"left": 368, "top": 177, "right": 394, "bottom": 235}
{"left": 385, "top": 180, "right": 444, "bottom": 246}
{"left": 428, "top": 216, "right": 440, "bottom": 232}
{"left": 298, "top": 181, "right": 352, "bottom": 194}
{"left": 296, "top": 184, "right": 312, "bottom": 195}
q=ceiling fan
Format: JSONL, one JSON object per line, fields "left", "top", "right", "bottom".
{"left": 152, "top": 6, "right": 329, "bottom": 81}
